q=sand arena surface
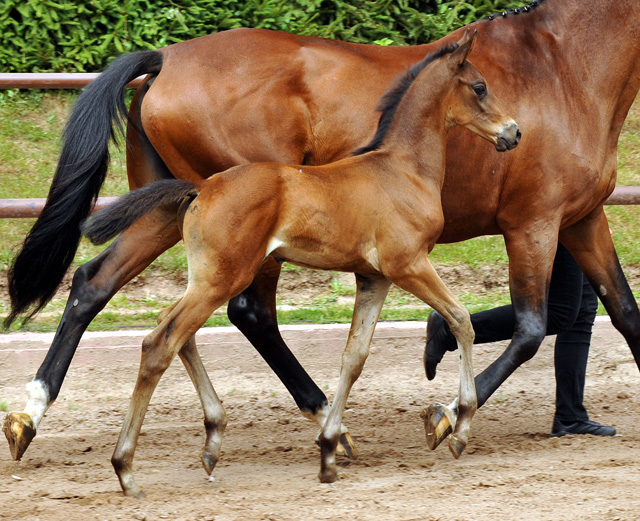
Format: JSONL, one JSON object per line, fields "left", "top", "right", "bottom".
{"left": 1, "top": 319, "right": 639, "bottom": 520}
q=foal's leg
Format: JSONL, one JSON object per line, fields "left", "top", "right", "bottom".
{"left": 4, "top": 209, "right": 181, "bottom": 461}
{"left": 227, "top": 258, "right": 356, "bottom": 457}
{"left": 156, "top": 304, "right": 227, "bottom": 478}
{"left": 112, "top": 289, "right": 226, "bottom": 497}
{"left": 318, "top": 275, "right": 390, "bottom": 483}
{"left": 389, "top": 255, "right": 476, "bottom": 459}
{"left": 178, "top": 338, "right": 227, "bottom": 478}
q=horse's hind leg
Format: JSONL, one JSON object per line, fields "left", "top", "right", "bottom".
{"left": 389, "top": 256, "right": 476, "bottom": 459}
{"left": 560, "top": 208, "right": 640, "bottom": 361}
{"left": 318, "top": 275, "right": 390, "bottom": 483}
{"left": 228, "top": 258, "right": 357, "bottom": 458}
{"left": 4, "top": 209, "right": 181, "bottom": 461}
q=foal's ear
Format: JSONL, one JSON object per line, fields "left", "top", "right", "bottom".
{"left": 452, "top": 28, "right": 477, "bottom": 67}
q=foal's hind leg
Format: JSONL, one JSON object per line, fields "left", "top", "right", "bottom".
{"left": 112, "top": 289, "right": 226, "bottom": 497}
{"left": 156, "top": 304, "right": 227, "bottom": 479}
{"left": 389, "top": 255, "right": 476, "bottom": 459}
{"left": 318, "top": 276, "right": 390, "bottom": 483}
{"left": 178, "top": 338, "right": 227, "bottom": 478}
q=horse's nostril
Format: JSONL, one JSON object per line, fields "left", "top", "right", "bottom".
{"left": 516, "top": 128, "right": 522, "bottom": 142}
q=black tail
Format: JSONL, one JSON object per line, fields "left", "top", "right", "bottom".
{"left": 6, "top": 50, "right": 164, "bottom": 327}
{"left": 82, "top": 179, "right": 198, "bottom": 245}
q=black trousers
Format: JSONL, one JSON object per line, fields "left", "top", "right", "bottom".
{"left": 470, "top": 244, "right": 597, "bottom": 422}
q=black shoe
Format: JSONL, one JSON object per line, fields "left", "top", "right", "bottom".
{"left": 424, "top": 311, "right": 458, "bottom": 381}
{"left": 550, "top": 419, "right": 616, "bottom": 437}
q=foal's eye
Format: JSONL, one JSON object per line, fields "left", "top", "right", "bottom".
{"left": 472, "top": 84, "right": 487, "bottom": 97}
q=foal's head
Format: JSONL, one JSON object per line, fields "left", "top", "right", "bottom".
{"left": 435, "top": 30, "right": 520, "bottom": 151}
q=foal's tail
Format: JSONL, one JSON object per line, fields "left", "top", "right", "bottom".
{"left": 6, "top": 50, "right": 164, "bottom": 327}
{"left": 82, "top": 180, "right": 199, "bottom": 245}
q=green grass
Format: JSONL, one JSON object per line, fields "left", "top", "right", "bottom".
{"left": 0, "top": 92, "right": 639, "bottom": 331}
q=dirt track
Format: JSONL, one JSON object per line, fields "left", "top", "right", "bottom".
{"left": 1, "top": 319, "right": 639, "bottom": 521}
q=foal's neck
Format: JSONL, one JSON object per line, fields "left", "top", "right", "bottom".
{"left": 370, "top": 77, "right": 451, "bottom": 183}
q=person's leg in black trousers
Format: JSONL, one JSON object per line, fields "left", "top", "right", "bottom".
{"left": 424, "top": 244, "right": 615, "bottom": 436}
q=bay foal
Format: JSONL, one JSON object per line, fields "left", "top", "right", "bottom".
{"left": 84, "top": 32, "right": 520, "bottom": 495}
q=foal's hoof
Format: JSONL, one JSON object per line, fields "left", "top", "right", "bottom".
{"left": 336, "top": 432, "right": 359, "bottom": 459}
{"left": 319, "top": 467, "right": 339, "bottom": 483}
{"left": 3, "top": 412, "right": 36, "bottom": 461}
{"left": 201, "top": 449, "right": 219, "bottom": 476}
{"left": 448, "top": 435, "right": 466, "bottom": 459}
{"left": 421, "top": 403, "right": 453, "bottom": 451}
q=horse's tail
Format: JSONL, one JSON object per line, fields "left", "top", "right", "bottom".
{"left": 6, "top": 50, "right": 164, "bottom": 327}
{"left": 82, "top": 179, "right": 199, "bottom": 246}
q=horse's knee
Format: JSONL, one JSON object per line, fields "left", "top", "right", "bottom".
{"left": 511, "top": 321, "right": 546, "bottom": 363}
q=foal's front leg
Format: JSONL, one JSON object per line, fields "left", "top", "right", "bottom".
{"left": 318, "top": 275, "right": 391, "bottom": 483}
{"left": 390, "top": 255, "right": 476, "bottom": 458}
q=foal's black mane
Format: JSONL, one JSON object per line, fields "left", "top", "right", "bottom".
{"left": 353, "top": 42, "right": 459, "bottom": 156}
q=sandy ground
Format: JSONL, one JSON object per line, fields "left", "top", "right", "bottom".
{"left": 1, "top": 319, "right": 639, "bottom": 521}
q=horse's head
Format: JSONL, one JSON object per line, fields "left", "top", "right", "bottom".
{"left": 442, "top": 30, "right": 521, "bottom": 152}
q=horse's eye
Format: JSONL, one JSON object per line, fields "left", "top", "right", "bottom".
{"left": 473, "top": 84, "right": 487, "bottom": 97}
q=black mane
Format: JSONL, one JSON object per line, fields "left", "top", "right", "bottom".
{"left": 484, "top": 0, "right": 546, "bottom": 20}
{"left": 353, "top": 42, "right": 459, "bottom": 156}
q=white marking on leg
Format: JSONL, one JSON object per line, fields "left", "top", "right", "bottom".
{"left": 599, "top": 284, "right": 607, "bottom": 296}
{"left": 23, "top": 380, "right": 50, "bottom": 427}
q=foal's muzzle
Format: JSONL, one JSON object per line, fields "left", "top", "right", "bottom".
{"left": 495, "top": 122, "right": 521, "bottom": 152}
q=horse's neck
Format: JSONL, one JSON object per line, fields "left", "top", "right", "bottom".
{"left": 524, "top": 0, "right": 639, "bottom": 124}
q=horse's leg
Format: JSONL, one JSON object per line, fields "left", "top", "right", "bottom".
{"left": 227, "top": 259, "right": 357, "bottom": 457}
{"left": 318, "top": 275, "right": 390, "bottom": 483}
{"left": 424, "top": 229, "right": 557, "bottom": 450}
{"left": 112, "top": 285, "right": 228, "bottom": 497}
{"left": 3, "top": 209, "right": 181, "bottom": 461}
{"left": 389, "top": 256, "right": 476, "bottom": 459}
{"left": 560, "top": 207, "right": 640, "bottom": 360}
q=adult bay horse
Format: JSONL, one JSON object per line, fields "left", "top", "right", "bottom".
{"left": 5, "top": 0, "right": 640, "bottom": 461}
{"left": 82, "top": 33, "right": 520, "bottom": 494}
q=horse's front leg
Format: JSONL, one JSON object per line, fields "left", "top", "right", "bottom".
{"left": 560, "top": 207, "right": 640, "bottom": 362}
{"left": 227, "top": 258, "right": 357, "bottom": 458}
{"left": 318, "top": 275, "right": 390, "bottom": 483}
{"left": 389, "top": 255, "right": 476, "bottom": 459}
{"left": 3, "top": 210, "right": 181, "bottom": 461}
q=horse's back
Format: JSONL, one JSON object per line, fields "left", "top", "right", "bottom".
{"left": 138, "top": 29, "right": 428, "bottom": 180}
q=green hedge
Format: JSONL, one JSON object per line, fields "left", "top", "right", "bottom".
{"left": 0, "top": 0, "right": 524, "bottom": 72}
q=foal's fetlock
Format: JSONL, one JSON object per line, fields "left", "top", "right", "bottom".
{"left": 3, "top": 412, "right": 36, "bottom": 461}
